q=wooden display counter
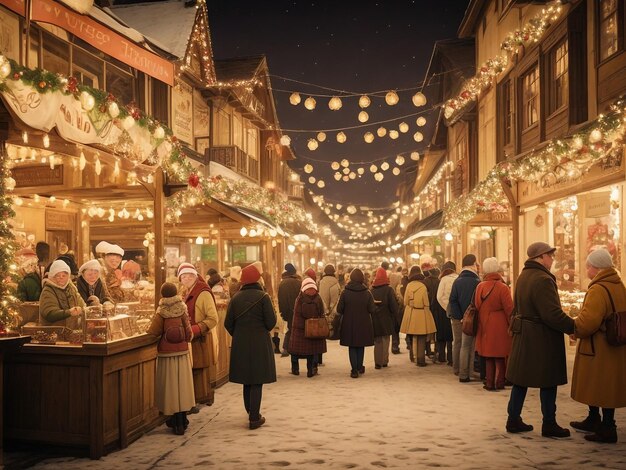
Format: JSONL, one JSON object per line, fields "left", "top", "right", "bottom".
{"left": 3, "top": 335, "right": 160, "bottom": 459}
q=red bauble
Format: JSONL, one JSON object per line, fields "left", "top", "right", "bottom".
{"left": 188, "top": 173, "right": 200, "bottom": 188}
{"left": 13, "top": 73, "right": 19, "bottom": 80}
{"left": 38, "top": 81, "right": 46, "bottom": 89}
{"left": 460, "top": 90, "right": 470, "bottom": 99}
{"left": 171, "top": 136, "right": 178, "bottom": 142}
{"left": 67, "top": 76, "right": 78, "bottom": 93}
{"left": 477, "top": 200, "right": 485, "bottom": 207}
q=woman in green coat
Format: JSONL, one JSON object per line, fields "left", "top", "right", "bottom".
{"left": 17, "top": 257, "right": 42, "bottom": 302}
{"left": 39, "top": 260, "right": 85, "bottom": 328}
{"left": 225, "top": 263, "right": 276, "bottom": 430}
{"left": 570, "top": 249, "right": 626, "bottom": 444}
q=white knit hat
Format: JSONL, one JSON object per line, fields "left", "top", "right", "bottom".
{"left": 301, "top": 277, "right": 317, "bottom": 293}
{"left": 586, "top": 248, "right": 613, "bottom": 269}
{"left": 48, "top": 260, "right": 71, "bottom": 278}
{"left": 230, "top": 265, "right": 242, "bottom": 281}
{"left": 177, "top": 262, "right": 198, "bottom": 278}
{"left": 482, "top": 257, "right": 500, "bottom": 275}
{"left": 95, "top": 241, "right": 124, "bottom": 257}
{"left": 79, "top": 259, "right": 102, "bottom": 273}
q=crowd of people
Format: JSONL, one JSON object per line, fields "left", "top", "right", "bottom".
{"left": 13, "top": 239, "right": 625, "bottom": 442}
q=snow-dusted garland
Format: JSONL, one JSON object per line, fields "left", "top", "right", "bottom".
{"left": 443, "top": 1, "right": 564, "bottom": 122}
{"left": 444, "top": 96, "right": 626, "bottom": 232}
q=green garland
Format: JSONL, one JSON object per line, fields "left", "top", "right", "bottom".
{"left": 0, "top": 149, "right": 20, "bottom": 328}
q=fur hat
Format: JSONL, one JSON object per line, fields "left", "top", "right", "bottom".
{"left": 284, "top": 263, "right": 297, "bottom": 275}
{"left": 79, "top": 259, "right": 102, "bottom": 273}
{"left": 177, "top": 262, "right": 198, "bottom": 278}
{"left": 241, "top": 263, "right": 261, "bottom": 285}
{"left": 160, "top": 282, "right": 179, "bottom": 298}
{"left": 586, "top": 248, "right": 613, "bottom": 269}
{"left": 372, "top": 267, "right": 389, "bottom": 287}
{"left": 301, "top": 277, "right": 318, "bottom": 293}
{"left": 48, "top": 259, "right": 71, "bottom": 279}
{"left": 482, "top": 257, "right": 500, "bottom": 274}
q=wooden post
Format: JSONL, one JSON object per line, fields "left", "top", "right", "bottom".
{"left": 154, "top": 170, "right": 165, "bottom": 309}
{"left": 499, "top": 177, "right": 519, "bottom": 288}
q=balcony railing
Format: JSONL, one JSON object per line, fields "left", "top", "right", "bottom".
{"left": 209, "top": 145, "right": 259, "bottom": 182}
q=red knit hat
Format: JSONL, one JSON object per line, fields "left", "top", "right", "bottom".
{"left": 240, "top": 264, "right": 261, "bottom": 285}
{"left": 304, "top": 267, "right": 316, "bottom": 280}
{"left": 372, "top": 267, "right": 389, "bottom": 287}
{"left": 177, "top": 262, "right": 198, "bottom": 279}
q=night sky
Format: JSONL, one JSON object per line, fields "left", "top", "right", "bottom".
{"left": 208, "top": 0, "right": 469, "bottom": 210}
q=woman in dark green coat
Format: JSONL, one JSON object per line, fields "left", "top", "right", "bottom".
{"left": 225, "top": 263, "right": 277, "bottom": 430}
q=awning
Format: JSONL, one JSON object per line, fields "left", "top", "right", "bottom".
{"left": 402, "top": 210, "right": 444, "bottom": 244}
{"left": 219, "top": 200, "right": 287, "bottom": 237}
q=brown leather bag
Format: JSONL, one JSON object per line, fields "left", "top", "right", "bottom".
{"left": 598, "top": 284, "right": 626, "bottom": 347}
{"left": 462, "top": 283, "right": 496, "bottom": 337}
{"left": 191, "top": 335, "right": 210, "bottom": 369}
{"left": 304, "top": 317, "right": 330, "bottom": 339}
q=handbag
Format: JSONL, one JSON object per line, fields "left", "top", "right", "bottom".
{"left": 462, "top": 283, "right": 496, "bottom": 337}
{"left": 305, "top": 317, "right": 330, "bottom": 339}
{"left": 597, "top": 284, "right": 626, "bottom": 346}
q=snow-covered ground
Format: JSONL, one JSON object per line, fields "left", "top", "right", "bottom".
{"left": 29, "top": 340, "right": 624, "bottom": 469}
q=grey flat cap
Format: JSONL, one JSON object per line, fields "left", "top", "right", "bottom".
{"left": 527, "top": 242, "right": 556, "bottom": 259}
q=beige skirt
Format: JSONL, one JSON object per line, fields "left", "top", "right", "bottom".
{"left": 155, "top": 351, "right": 196, "bottom": 415}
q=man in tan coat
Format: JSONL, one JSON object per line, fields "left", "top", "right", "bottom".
{"left": 570, "top": 248, "right": 626, "bottom": 444}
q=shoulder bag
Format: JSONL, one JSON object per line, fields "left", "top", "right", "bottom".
{"left": 462, "top": 283, "right": 496, "bottom": 337}
{"left": 597, "top": 284, "right": 626, "bottom": 346}
{"left": 305, "top": 316, "right": 330, "bottom": 339}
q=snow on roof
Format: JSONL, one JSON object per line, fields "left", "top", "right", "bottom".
{"left": 110, "top": 0, "right": 197, "bottom": 58}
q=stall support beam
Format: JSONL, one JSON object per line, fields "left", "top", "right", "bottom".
{"left": 154, "top": 170, "right": 165, "bottom": 308}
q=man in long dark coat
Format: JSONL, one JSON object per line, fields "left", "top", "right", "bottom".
{"left": 506, "top": 242, "right": 575, "bottom": 438}
{"left": 278, "top": 263, "right": 302, "bottom": 357}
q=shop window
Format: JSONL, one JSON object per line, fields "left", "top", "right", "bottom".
{"left": 233, "top": 114, "right": 243, "bottom": 149}
{"left": 151, "top": 78, "right": 169, "bottom": 126}
{"left": 521, "top": 65, "right": 539, "bottom": 130}
{"left": 246, "top": 125, "right": 259, "bottom": 159}
{"left": 599, "top": 0, "right": 620, "bottom": 61}
{"left": 72, "top": 47, "right": 104, "bottom": 89}
{"left": 106, "top": 64, "right": 135, "bottom": 106}
{"left": 548, "top": 41, "right": 569, "bottom": 115}
{"left": 42, "top": 32, "right": 69, "bottom": 76}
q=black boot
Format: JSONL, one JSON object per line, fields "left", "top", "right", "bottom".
{"left": 570, "top": 414, "right": 601, "bottom": 433}
{"left": 584, "top": 423, "right": 617, "bottom": 443}
{"left": 174, "top": 412, "right": 185, "bottom": 435}
{"left": 506, "top": 417, "right": 534, "bottom": 433}
{"left": 272, "top": 335, "right": 281, "bottom": 354}
{"left": 541, "top": 422, "right": 570, "bottom": 438}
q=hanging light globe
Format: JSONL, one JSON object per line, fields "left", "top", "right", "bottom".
{"left": 389, "top": 130, "right": 399, "bottom": 140}
{"left": 304, "top": 163, "right": 314, "bottom": 173}
{"left": 416, "top": 116, "right": 427, "bottom": 127}
{"left": 349, "top": 172, "right": 356, "bottom": 179}
{"left": 328, "top": 96, "right": 343, "bottom": 111}
{"left": 280, "top": 135, "right": 291, "bottom": 146}
{"left": 317, "top": 180, "right": 325, "bottom": 188}
{"left": 342, "top": 175, "right": 350, "bottom": 182}
{"left": 336, "top": 132, "right": 347, "bottom": 143}
{"left": 413, "top": 131, "right": 424, "bottom": 142}
{"left": 308, "top": 176, "right": 316, "bottom": 184}
{"left": 331, "top": 161, "right": 340, "bottom": 170}
{"left": 395, "top": 155, "right": 405, "bottom": 165}
{"left": 374, "top": 172, "right": 384, "bottom": 182}
{"left": 410, "top": 151, "right": 420, "bottom": 161}
{"left": 334, "top": 172, "right": 342, "bottom": 181}
{"left": 385, "top": 91, "right": 399, "bottom": 106}
{"left": 370, "top": 164, "right": 378, "bottom": 173}
{"left": 304, "top": 96, "right": 316, "bottom": 110}
{"left": 359, "top": 95, "right": 371, "bottom": 108}
{"left": 357, "top": 167, "right": 365, "bottom": 175}
{"left": 336, "top": 203, "right": 343, "bottom": 210}
{"left": 347, "top": 205, "right": 357, "bottom": 214}
{"left": 340, "top": 158, "right": 350, "bottom": 168}
{"left": 342, "top": 167, "right": 350, "bottom": 175}
{"left": 392, "top": 167, "right": 401, "bottom": 176}
{"left": 364, "top": 132, "right": 375, "bottom": 143}
{"left": 380, "top": 162, "right": 390, "bottom": 171}
{"left": 358, "top": 111, "right": 369, "bottom": 123}
{"left": 377, "top": 127, "right": 387, "bottom": 137}
{"left": 317, "top": 132, "right": 327, "bottom": 142}
{"left": 412, "top": 92, "right": 427, "bottom": 107}
{"left": 289, "top": 92, "right": 302, "bottom": 105}
{"left": 307, "top": 139, "right": 319, "bottom": 151}
{"left": 399, "top": 122, "right": 409, "bottom": 133}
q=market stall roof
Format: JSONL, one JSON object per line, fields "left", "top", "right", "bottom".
{"left": 402, "top": 209, "right": 444, "bottom": 244}
{"left": 218, "top": 200, "right": 287, "bottom": 236}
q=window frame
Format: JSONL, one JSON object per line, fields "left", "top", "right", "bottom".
{"left": 546, "top": 39, "right": 569, "bottom": 117}
{"left": 520, "top": 64, "right": 540, "bottom": 132}
{"left": 597, "top": 0, "right": 624, "bottom": 64}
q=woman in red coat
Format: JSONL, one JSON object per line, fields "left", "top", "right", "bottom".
{"left": 474, "top": 257, "right": 513, "bottom": 390}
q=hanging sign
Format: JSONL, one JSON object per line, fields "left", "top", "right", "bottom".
{"left": 172, "top": 80, "right": 193, "bottom": 144}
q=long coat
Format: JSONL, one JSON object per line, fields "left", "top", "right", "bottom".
{"left": 225, "top": 283, "right": 277, "bottom": 385}
{"left": 370, "top": 284, "right": 399, "bottom": 337}
{"left": 506, "top": 260, "right": 575, "bottom": 388}
{"left": 319, "top": 274, "right": 340, "bottom": 315}
{"left": 400, "top": 279, "right": 436, "bottom": 335}
{"left": 474, "top": 272, "right": 513, "bottom": 358}
{"left": 277, "top": 273, "right": 302, "bottom": 327}
{"left": 424, "top": 275, "right": 452, "bottom": 342}
{"left": 288, "top": 292, "right": 327, "bottom": 355}
{"left": 39, "top": 279, "right": 86, "bottom": 327}
{"left": 337, "top": 281, "right": 376, "bottom": 347}
{"left": 571, "top": 268, "right": 626, "bottom": 408}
